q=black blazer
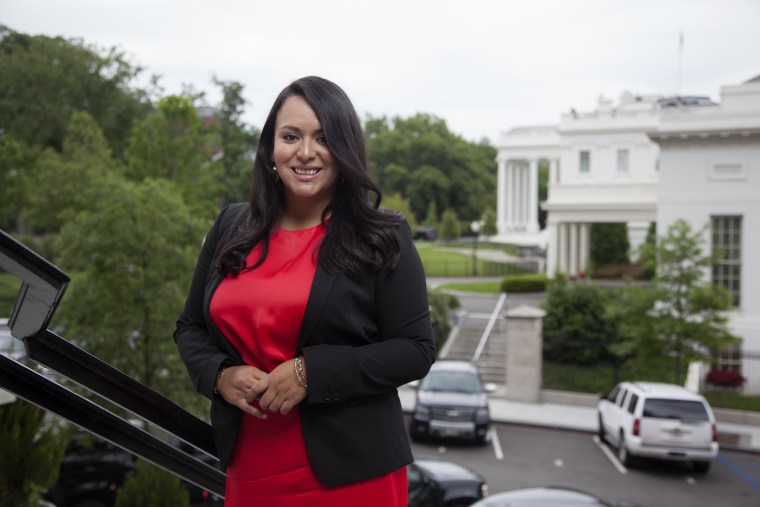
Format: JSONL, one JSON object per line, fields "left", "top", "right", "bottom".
{"left": 174, "top": 203, "right": 436, "bottom": 486}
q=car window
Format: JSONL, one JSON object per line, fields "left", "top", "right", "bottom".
{"left": 607, "top": 384, "right": 620, "bottom": 402}
{"left": 627, "top": 393, "right": 639, "bottom": 414}
{"left": 422, "top": 371, "right": 482, "bottom": 394}
{"left": 642, "top": 398, "right": 710, "bottom": 421}
{"left": 615, "top": 389, "right": 628, "bottom": 407}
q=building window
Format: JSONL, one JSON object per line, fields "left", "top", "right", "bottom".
{"left": 715, "top": 345, "right": 742, "bottom": 373}
{"left": 711, "top": 215, "right": 742, "bottom": 307}
{"left": 579, "top": 151, "right": 590, "bottom": 173}
{"left": 617, "top": 149, "right": 629, "bottom": 173}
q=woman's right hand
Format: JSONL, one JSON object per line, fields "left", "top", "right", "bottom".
{"left": 216, "top": 365, "right": 270, "bottom": 419}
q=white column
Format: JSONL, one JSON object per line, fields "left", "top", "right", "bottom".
{"left": 506, "top": 163, "right": 515, "bottom": 229}
{"left": 528, "top": 158, "right": 539, "bottom": 233}
{"left": 549, "top": 158, "right": 559, "bottom": 185}
{"left": 557, "top": 223, "right": 568, "bottom": 275}
{"left": 497, "top": 160, "right": 507, "bottom": 235}
{"left": 546, "top": 222, "right": 558, "bottom": 276}
{"left": 579, "top": 223, "right": 590, "bottom": 275}
{"left": 568, "top": 223, "right": 579, "bottom": 276}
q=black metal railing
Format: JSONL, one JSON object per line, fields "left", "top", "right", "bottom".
{"left": 0, "top": 229, "right": 225, "bottom": 497}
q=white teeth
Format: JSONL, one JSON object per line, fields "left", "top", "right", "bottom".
{"left": 294, "top": 168, "right": 319, "bottom": 176}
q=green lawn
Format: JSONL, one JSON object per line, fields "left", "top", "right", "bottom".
{"left": 414, "top": 242, "right": 532, "bottom": 277}
{"left": 436, "top": 281, "right": 502, "bottom": 293}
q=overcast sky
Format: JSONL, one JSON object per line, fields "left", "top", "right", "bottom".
{"left": 3, "top": 0, "right": 759, "bottom": 143}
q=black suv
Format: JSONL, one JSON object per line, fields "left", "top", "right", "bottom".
{"left": 409, "top": 360, "right": 496, "bottom": 445}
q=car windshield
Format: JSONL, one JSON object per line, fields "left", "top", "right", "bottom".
{"left": 642, "top": 398, "right": 709, "bottom": 421}
{"left": 422, "top": 371, "right": 482, "bottom": 394}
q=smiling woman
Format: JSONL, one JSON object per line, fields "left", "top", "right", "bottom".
{"left": 174, "top": 76, "right": 436, "bottom": 506}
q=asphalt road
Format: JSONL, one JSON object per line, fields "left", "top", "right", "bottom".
{"left": 409, "top": 420, "right": 760, "bottom": 507}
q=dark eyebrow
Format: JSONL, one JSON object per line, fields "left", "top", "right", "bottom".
{"left": 278, "top": 124, "right": 324, "bottom": 135}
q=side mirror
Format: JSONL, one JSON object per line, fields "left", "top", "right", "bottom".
{"left": 484, "top": 383, "right": 498, "bottom": 394}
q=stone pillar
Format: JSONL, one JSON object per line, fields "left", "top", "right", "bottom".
{"left": 528, "top": 159, "right": 539, "bottom": 233}
{"left": 506, "top": 163, "right": 515, "bottom": 229}
{"left": 505, "top": 305, "right": 546, "bottom": 403}
{"left": 497, "top": 159, "right": 507, "bottom": 235}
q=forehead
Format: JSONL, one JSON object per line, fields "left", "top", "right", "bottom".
{"left": 276, "top": 95, "right": 321, "bottom": 129}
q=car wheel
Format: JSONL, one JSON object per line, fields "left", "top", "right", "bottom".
{"left": 693, "top": 461, "right": 711, "bottom": 474}
{"left": 475, "top": 429, "right": 489, "bottom": 446}
{"left": 409, "top": 423, "right": 425, "bottom": 443}
{"left": 597, "top": 415, "right": 606, "bottom": 443}
{"left": 618, "top": 432, "right": 633, "bottom": 467}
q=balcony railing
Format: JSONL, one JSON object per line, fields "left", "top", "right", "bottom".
{"left": 0, "top": 229, "right": 226, "bottom": 498}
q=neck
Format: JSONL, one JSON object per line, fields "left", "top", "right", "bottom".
{"left": 281, "top": 198, "right": 330, "bottom": 231}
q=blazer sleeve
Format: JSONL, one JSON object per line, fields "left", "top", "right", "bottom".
{"left": 303, "top": 218, "right": 436, "bottom": 403}
{"left": 174, "top": 204, "right": 240, "bottom": 400}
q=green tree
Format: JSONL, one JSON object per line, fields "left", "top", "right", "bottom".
{"left": 542, "top": 278, "right": 617, "bottom": 365}
{"left": 428, "top": 289, "right": 460, "bottom": 353}
{"left": 54, "top": 178, "right": 208, "bottom": 414}
{"left": 114, "top": 459, "right": 189, "bottom": 507}
{"left": 0, "top": 136, "right": 40, "bottom": 231}
{"left": 24, "top": 111, "right": 121, "bottom": 234}
{"left": 0, "top": 400, "right": 66, "bottom": 506}
{"left": 0, "top": 25, "right": 150, "bottom": 156}
{"left": 481, "top": 208, "right": 497, "bottom": 237}
{"left": 382, "top": 192, "right": 418, "bottom": 232}
{"left": 590, "top": 223, "right": 630, "bottom": 267}
{"left": 423, "top": 201, "right": 439, "bottom": 227}
{"left": 636, "top": 219, "right": 738, "bottom": 383}
{"left": 439, "top": 209, "right": 461, "bottom": 240}
{"left": 365, "top": 114, "right": 496, "bottom": 223}
{"left": 211, "top": 78, "right": 259, "bottom": 205}
{"left": 125, "top": 95, "right": 220, "bottom": 217}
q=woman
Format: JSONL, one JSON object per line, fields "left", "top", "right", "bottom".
{"left": 174, "top": 76, "right": 436, "bottom": 505}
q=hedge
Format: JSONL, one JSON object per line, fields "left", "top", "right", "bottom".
{"left": 500, "top": 273, "right": 547, "bottom": 293}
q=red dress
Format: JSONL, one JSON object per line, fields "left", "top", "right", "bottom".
{"left": 209, "top": 223, "right": 407, "bottom": 506}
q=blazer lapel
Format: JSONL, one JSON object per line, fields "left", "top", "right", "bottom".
{"left": 298, "top": 266, "right": 337, "bottom": 350}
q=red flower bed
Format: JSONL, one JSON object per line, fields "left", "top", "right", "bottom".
{"left": 706, "top": 369, "right": 746, "bottom": 388}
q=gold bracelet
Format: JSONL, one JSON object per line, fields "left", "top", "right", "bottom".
{"left": 213, "top": 366, "right": 226, "bottom": 395}
{"left": 294, "top": 356, "right": 308, "bottom": 389}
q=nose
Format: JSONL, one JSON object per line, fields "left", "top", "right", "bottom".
{"left": 298, "top": 138, "right": 316, "bottom": 161}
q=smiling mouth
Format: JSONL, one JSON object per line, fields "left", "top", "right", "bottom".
{"left": 293, "top": 167, "right": 321, "bottom": 176}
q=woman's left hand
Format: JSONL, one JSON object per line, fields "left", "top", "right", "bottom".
{"left": 246, "top": 358, "right": 307, "bottom": 415}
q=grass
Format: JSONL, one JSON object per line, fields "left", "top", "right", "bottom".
{"left": 437, "top": 281, "right": 502, "bottom": 293}
{"left": 703, "top": 391, "right": 760, "bottom": 412}
{"left": 414, "top": 242, "right": 534, "bottom": 277}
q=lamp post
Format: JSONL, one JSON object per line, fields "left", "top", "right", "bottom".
{"left": 471, "top": 220, "right": 482, "bottom": 276}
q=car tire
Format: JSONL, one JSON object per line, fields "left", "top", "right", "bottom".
{"left": 693, "top": 461, "right": 711, "bottom": 474}
{"left": 618, "top": 432, "right": 633, "bottom": 467}
{"left": 597, "top": 415, "right": 607, "bottom": 444}
{"left": 409, "top": 423, "right": 425, "bottom": 443}
{"left": 475, "top": 429, "right": 489, "bottom": 446}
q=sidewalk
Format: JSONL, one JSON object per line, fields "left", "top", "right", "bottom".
{"left": 397, "top": 385, "right": 760, "bottom": 454}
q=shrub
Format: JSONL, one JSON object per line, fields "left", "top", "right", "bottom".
{"left": 114, "top": 459, "right": 189, "bottom": 507}
{"left": 706, "top": 369, "right": 746, "bottom": 388}
{"left": 500, "top": 273, "right": 547, "bottom": 293}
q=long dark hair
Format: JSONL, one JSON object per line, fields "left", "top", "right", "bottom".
{"left": 216, "top": 76, "right": 402, "bottom": 276}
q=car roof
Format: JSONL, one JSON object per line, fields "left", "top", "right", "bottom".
{"left": 412, "top": 457, "right": 482, "bottom": 482}
{"left": 430, "top": 360, "right": 478, "bottom": 373}
{"left": 624, "top": 381, "right": 705, "bottom": 400}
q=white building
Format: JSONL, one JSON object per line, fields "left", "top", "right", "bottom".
{"left": 495, "top": 74, "right": 760, "bottom": 393}
{"left": 649, "top": 76, "right": 760, "bottom": 393}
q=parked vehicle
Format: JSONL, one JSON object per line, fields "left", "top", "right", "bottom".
{"left": 597, "top": 381, "right": 719, "bottom": 473}
{"left": 409, "top": 360, "right": 497, "bottom": 445}
{"left": 470, "top": 486, "right": 639, "bottom": 506}
{"left": 408, "top": 457, "right": 488, "bottom": 507}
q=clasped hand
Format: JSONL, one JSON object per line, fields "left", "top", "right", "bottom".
{"left": 216, "top": 360, "right": 307, "bottom": 419}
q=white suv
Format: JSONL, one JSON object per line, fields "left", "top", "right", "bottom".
{"left": 597, "top": 381, "right": 718, "bottom": 473}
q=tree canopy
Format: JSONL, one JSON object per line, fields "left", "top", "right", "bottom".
{"left": 365, "top": 113, "right": 496, "bottom": 226}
